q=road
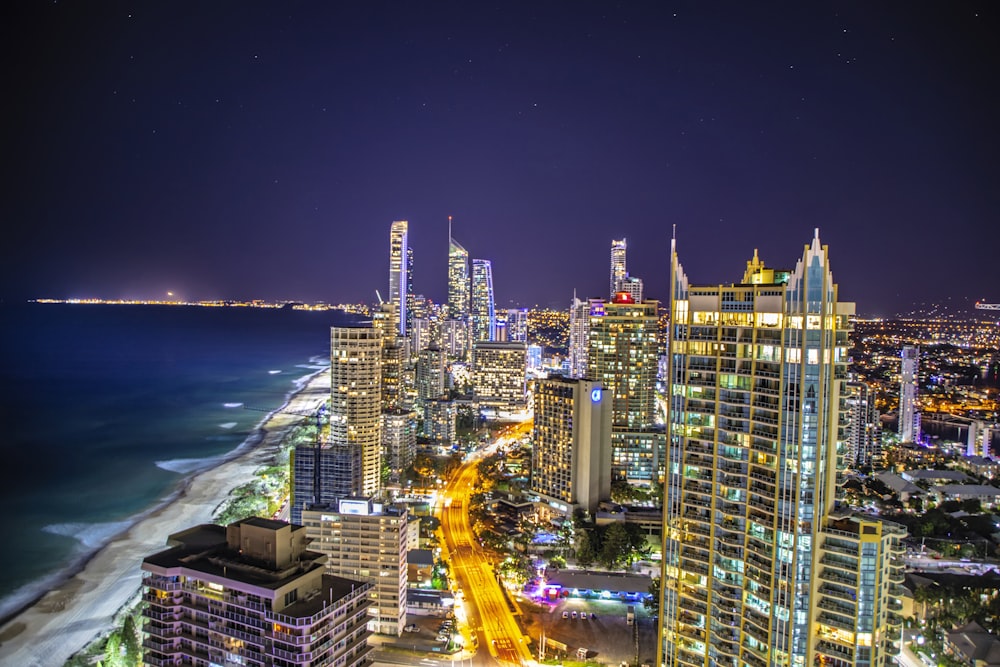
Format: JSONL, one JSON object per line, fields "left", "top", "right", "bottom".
{"left": 439, "top": 423, "right": 534, "bottom": 667}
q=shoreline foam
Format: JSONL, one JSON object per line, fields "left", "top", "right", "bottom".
{"left": 0, "top": 368, "right": 331, "bottom": 666}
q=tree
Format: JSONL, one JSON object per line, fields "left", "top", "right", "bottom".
{"left": 122, "top": 614, "right": 141, "bottom": 666}
{"left": 576, "top": 530, "right": 597, "bottom": 567}
{"left": 645, "top": 577, "right": 661, "bottom": 612}
{"left": 962, "top": 498, "right": 982, "bottom": 514}
{"left": 600, "top": 522, "right": 632, "bottom": 569}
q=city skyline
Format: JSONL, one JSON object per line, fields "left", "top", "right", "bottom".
{"left": 3, "top": 3, "right": 999, "bottom": 315}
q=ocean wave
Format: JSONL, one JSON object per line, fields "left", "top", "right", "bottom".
{"left": 223, "top": 402, "right": 243, "bottom": 408}
{"left": 268, "top": 370, "right": 282, "bottom": 375}
{"left": 295, "top": 363, "right": 328, "bottom": 370}
{"left": 218, "top": 422, "right": 238, "bottom": 429}
{"left": 42, "top": 521, "right": 132, "bottom": 550}
{"left": 155, "top": 455, "right": 227, "bottom": 475}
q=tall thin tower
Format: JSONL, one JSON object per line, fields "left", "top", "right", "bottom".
{"left": 898, "top": 345, "right": 919, "bottom": 443}
{"left": 388, "top": 220, "right": 409, "bottom": 336}
{"left": 471, "top": 258, "right": 496, "bottom": 341}
{"left": 610, "top": 238, "right": 627, "bottom": 298}
{"left": 659, "top": 230, "right": 905, "bottom": 667}
{"left": 447, "top": 216, "right": 470, "bottom": 322}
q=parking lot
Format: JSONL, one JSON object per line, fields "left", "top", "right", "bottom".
{"left": 518, "top": 597, "right": 658, "bottom": 666}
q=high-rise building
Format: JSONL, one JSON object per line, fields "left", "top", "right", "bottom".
{"left": 302, "top": 499, "right": 409, "bottom": 636}
{"left": 610, "top": 238, "right": 628, "bottom": 298}
{"left": 424, "top": 397, "right": 456, "bottom": 443}
{"left": 141, "top": 518, "right": 373, "bottom": 667}
{"left": 898, "top": 345, "right": 919, "bottom": 444}
{"left": 472, "top": 341, "right": 528, "bottom": 412}
{"left": 381, "top": 409, "right": 417, "bottom": 481}
{"left": 506, "top": 307, "right": 529, "bottom": 342}
{"left": 587, "top": 294, "right": 662, "bottom": 482}
{"left": 530, "top": 377, "right": 613, "bottom": 514}
{"left": 845, "top": 380, "right": 881, "bottom": 469}
{"left": 619, "top": 275, "right": 644, "bottom": 302}
{"left": 447, "top": 218, "right": 470, "bottom": 323}
{"left": 659, "top": 231, "right": 906, "bottom": 667}
{"left": 471, "top": 258, "right": 496, "bottom": 342}
{"left": 568, "top": 293, "right": 590, "bottom": 378}
{"left": 389, "top": 220, "right": 409, "bottom": 336}
{"left": 330, "top": 326, "right": 382, "bottom": 498}
{"left": 416, "top": 344, "right": 446, "bottom": 401}
{"left": 290, "top": 443, "right": 360, "bottom": 524}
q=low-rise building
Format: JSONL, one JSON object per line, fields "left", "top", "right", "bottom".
{"left": 141, "top": 518, "right": 372, "bottom": 667}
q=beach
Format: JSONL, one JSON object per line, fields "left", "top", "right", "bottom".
{"left": 0, "top": 369, "right": 331, "bottom": 667}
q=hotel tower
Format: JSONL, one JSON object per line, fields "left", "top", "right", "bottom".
{"left": 659, "top": 231, "right": 905, "bottom": 667}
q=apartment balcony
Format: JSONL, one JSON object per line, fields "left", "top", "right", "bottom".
{"left": 686, "top": 522, "right": 710, "bottom": 537}
{"left": 822, "top": 542, "right": 859, "bottom": 559}
{"left": 750, "top": 440, "right": 777, "bottom": 455}
{"left": 816, "top": 640, "right": 855, "bottom": 661}
{"left": 715, "top": 585, "right": 742, "bottom": 603}
{"left": 742, "top": 619, "right": 768, "bottom": 644}
{"left": 818, "top": 599, "right": 856, "bottom": 619}
{"left": 888, "top": 568, "right": 905, "bottom": 584}
{"left": 887, "top": 612, "right": 903, "bottom": 628}
{"left": 819, "top": 567, "right": 856, "bottom": 586}
{"left": 719, "top": 501, "right": 745, "bottom": 516}
{"left": 887, "top": 598, "right": 903, "bottom": 613}
{"left": 741, "top": 647, "right": 768, "bottom": 667}
{"left": 818, "top": 613, "right": 855, "bottom": 632}
{"left": 818, "top": 584, "right": 856, "bottom": 604}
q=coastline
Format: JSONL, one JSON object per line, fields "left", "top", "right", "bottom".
{"left": 0, "top": 368, "right": 331, "bottom": 667}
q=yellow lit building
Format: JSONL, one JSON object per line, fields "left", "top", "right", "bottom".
{"left": 658, "top": 231, "right": 905, "bottom": 667}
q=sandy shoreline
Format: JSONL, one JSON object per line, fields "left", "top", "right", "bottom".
{"left": 0, "top": 369, "right": 331, "bottom": 667}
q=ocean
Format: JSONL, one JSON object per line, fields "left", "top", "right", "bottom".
{"left": 0, "top": 303, "right": 358, "bottom": 621}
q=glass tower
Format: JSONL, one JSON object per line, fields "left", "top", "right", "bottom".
{"left": 471, "top": 258, "right": 496, "bottom": 341}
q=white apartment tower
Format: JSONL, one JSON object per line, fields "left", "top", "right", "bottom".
{"left": 389, "top": 220, "right": 409, "bottom": 336}
{"left": 330, "top": 326, "right": 382, "bottom": 498}
{"left": 898, "top": 345, "right": 919, "bottom": 443}
{"left": 302, "top": 499, "right": 409, "bottom": 636}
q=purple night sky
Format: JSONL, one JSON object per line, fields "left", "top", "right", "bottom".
{"left": 2, "top": 2, "right": 998, "bottom": 315}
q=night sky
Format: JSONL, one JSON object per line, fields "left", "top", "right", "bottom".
{"left": 2, "top": 2, "right": 998, "bottom": 316}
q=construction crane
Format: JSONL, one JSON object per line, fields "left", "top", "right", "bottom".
{"left": 975, "top": 302, "right": 1000, "bottom": 311}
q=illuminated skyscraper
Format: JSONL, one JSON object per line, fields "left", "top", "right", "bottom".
{"left": 330, "top": 325, "right": 382, "bottom": 498}
{"left": 587, "top": 293, "right": 662, "bottom": 482}
{"left": 472, "top": 341, "right": 527, "bottom": 413}
{"left": 530, "top": 377, "right": 612, "bottom": 514}
{"left": 659, "top": 231, "right": 905, "bottom": 667}
{"left": 898, "top": 345, "right": 919, "bottom": 443}
{"left": 389, "top": 220, "right": 409, "bottom": 336}
{"left": 471, "top": 258, "right": 496, "bottom": 341}
{"left": 568, "top": 293, "right": 590, "bottom": 378}
{"left": 447, "top": 217, "right": 470, "bottom": 322}
{"left": 610, "top": 238, "right": 628, "bottom": 298}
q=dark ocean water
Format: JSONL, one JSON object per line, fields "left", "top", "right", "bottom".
{"left": 0, "top": 303, "right": 355, "bottom": 619}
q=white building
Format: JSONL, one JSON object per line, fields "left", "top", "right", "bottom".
{"left": 302, "top": 499, "right": 409, "bottom": 636}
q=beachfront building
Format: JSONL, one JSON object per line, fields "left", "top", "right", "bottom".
{"left": 290, "top": 443, "right": 360, "bottom": 524}
{"left": 658, "top": 231, "right": 906, "bottom": 667}
{"left": 530, "top": 377, "right": 613, "bottom": 514}
{"left": 330, "top": 325, "right": 382, "bottom": 498}
{"left": 302, "top": 499, "right": 409, "bottom": 636}
{"left": 587, "top": 294, "right": 662, "bottom": 484}
{"left": 389, "top": 220, "right": 409, "bottom": 336}
{"left": 141, "top": 518, "right": 372, "bottom": 667}
{"left": 472, "top": 341, "right": 528, "bottom": 413}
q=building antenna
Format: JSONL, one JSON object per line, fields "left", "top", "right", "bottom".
{"left": 448, "top": 215, "right": 453, "bottom": 243}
